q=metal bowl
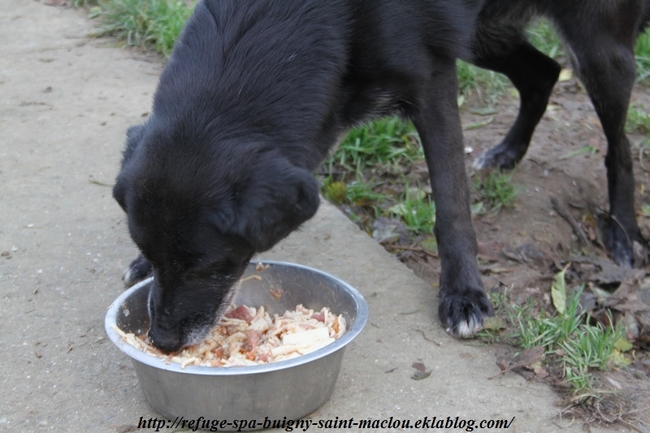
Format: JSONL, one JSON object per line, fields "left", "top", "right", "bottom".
{"left": 105, "top": 261, "right": 368, "bottom": 431}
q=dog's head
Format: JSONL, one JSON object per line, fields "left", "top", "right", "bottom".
{"left": 113, "top": 124, "right": 320, "bottom": 352}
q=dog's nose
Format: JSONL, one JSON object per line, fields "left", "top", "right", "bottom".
{"left": 148, "top": 323, "right": 183, "bottom": 353}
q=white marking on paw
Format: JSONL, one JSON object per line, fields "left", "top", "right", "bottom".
{"left": 123, "top": 266, "right": 136, "bottom": 286}
{"left": 447, "top": 316, "right": 483, "bottom": 338}
{"left": 472, "top": 152, "right": 489, "bottom": 170}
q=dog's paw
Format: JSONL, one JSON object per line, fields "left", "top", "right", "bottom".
{"left": 608, "top": 235, "right": 647, "bottom": 269}
{"left": 472, "top": 142, "right": 524, "bottom": 171}
{"left": 438, "top": 289, "right": 494, "bottom": 338}
{"left": 603, "top": 218, "right": 647, "bottom": 269}
{"left": 123, "top": 254, "right": 153, "bottom": 287}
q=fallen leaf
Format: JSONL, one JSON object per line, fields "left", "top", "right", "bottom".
{"left": 532, "top": 363, "right": 549, "bottom": 379}
{"left": 558, "top": 68, "right": 573, "bottom": 82}
{"left": 463, "top": 117, "right": 494, "bottom": 130}
{"left": 410, "top": 362, "right": 431, "bottom": 380}
{"left": 551, "top": 264, "right": 570, "bottom": 315}
{"left": 483, "top": 316, "right": 505, "bottom": 330}
{"left": 490, "top": 346, "right": 545, "bottom": 380}
{"left": 469, "top": 107, "right": 498, "bottom": 116}
{"left": 642, "top": 204, "right": 650, "bottom": 217}
{"left": 405, "top": 187, "right": 426, "bottom": 201}
{"left": 411, "top": 362, "right": 426, "bottom": 372}
{"left": 610, "top": 349, "right": 631, "bottom": 367}
{"left": 411, "top": 370, "right": 432, "bottom": 380}
{"left": 614, "top": 337, "right": 633, "bottom": 352}
{"left": 420, "top": 237, "right": 438, "bottom": 253}
{"left": 372, "top": 217, "right": 408, "bottom": 244}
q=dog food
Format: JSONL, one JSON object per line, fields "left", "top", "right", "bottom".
{"left": 114, "top": 304, "right": 346, "bottom": 368}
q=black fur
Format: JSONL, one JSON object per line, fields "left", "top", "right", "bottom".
{"left": 114, "top": 0, "right": 487, "bottom": 352}
{"left": 114, "top": 0, "right": 650, "bottom": 352}
{"left": 472, "top": 0, "right": 650, "bottom": 268}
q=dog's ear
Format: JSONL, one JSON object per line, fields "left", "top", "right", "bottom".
{"left": 113, "top": 177, "right": 128, "bottom": 212}
{"left": 226, "top": 159, "right": 320, "bottom": 252}
{"left": 113, "top": 125, "right": 145, "bottom": 212}
{"left": 121, "top": 125, "right": 146, "bottom": 164}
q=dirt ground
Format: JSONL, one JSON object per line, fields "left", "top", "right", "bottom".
{"left": 397, "top": 72, "right": 650, "bottom": 421}
{"left": 2, "top": 1, "right": 650, "bottom": 432}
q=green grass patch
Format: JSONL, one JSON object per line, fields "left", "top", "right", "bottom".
{"left": 482, "top": 276, "right": 630, "bottom": 401}
{"left": 472, "top": 170, "right": 518, "bottom": 214}
{"left": 88, "top": 0, "right": 194, "bottom": 57}
{"left": 388, "top": 187, "right": 436, "bottom": 234}
{"left": 517, "top": 286, "right": 626, "bottom": 395}
{"left": 322, "top": 177, "right": 388, "bottom": 207}
{"left": 323, "top": 117, "right": 422, "bottom": 177}
{"left": 457, "top": 60, "right": 508, "bottom": 101}
{"left": 526, "top": 19, "right": 564, "bottom": 60}
{"left": 626, "top": 105, "right": 650, "bottom": 135}
{"left": 636, "top": 28, "right": 650, "bottom": 83}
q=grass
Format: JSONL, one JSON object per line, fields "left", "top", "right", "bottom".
{"left": 626, "top": 105, "right": 650, "bottom": 135}
{"left": 473, "top": 170, "right": 518, "bottom": 214}
{"left": 636, "top": 28, "right": 650, "bottom": 82}
{"left": 484, "top": 281, "right": 629, "bottom": 399}
{"left": 86, "top": 0, "right": 194, "bottom": 57}
{"left": 389, "top": 187, "right": 436, "bottom": 234}
{"left": 457, "top": 61, "right": 507, "bottom": 102}
{"left": 526, "top": 19, "right": 564, "bottom": 60}
{"left": 323, "top": 117, "right": 422, "bottom": 177}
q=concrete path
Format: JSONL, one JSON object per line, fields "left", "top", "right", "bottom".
{"left": 0, "top": 1, "right": 625, "bottom": 432}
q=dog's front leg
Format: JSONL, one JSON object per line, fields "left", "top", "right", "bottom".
{"left": 413, "top": 59, "right": 493, "bottom": 337}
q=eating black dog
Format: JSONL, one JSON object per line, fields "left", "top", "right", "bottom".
{"left": 114, "top": 0, "right": 649, "bottom": 352}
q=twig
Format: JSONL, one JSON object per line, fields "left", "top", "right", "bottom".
{"left": 89, "top": 179, "right": 113, "bottom": 187}
{"left": 551, "top": 197, "right": 589, "bottom": 245}
{"left": 386, "top": 245, "right": 438, "bottom": 258}
{"left": 412, "top": 328, "right": 442, "bottom": 346}
{"left": 616, "top": 419, "right": 647, "bottom": 433}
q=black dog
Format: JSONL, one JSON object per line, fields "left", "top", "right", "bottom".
{"left": 114, "top": 0, "right": 490, "bottom": 352}
{"left": 114, "top": 0, "right": 649, "bottom": 352}
{"left": 472, "top": 0, "right": 650, "bottom": 268}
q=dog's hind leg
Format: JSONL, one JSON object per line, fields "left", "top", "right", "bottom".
{"left": 472, "top": 25, "right": 561, "bottom": 170}
{"left": 557, "top": 6, "right": 643, "bottom": 267}
{"left": 414, "top": 59, "right": 493, "bottom": 337}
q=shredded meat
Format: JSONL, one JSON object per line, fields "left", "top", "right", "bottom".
{"left": 114, "top": 304, "right": 346, "bottom": 368}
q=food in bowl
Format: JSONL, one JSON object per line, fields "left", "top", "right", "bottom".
{"left": 113, "top": 303, "right": 346, "bottom": 368}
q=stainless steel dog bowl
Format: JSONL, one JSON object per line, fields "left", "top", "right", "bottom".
{"left": 105, "top": 261, "right": 368, "bottom": 430}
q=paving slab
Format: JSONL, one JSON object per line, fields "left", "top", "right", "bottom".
{"left": 0, "top": 1, "right": 626, "bottom": 432}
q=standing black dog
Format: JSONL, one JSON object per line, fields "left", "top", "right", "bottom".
{"left": 114, "top": 0, "right": 649, "bottom": 353}
{"left": 472, "top": 0, "right": 650, "bottom": 269}
{"left": 114, "top": 0, "right": 487, "bottom": 352}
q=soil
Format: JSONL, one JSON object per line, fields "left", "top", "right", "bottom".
{"left": 388, "top": 78, "right": 650, "bottom": 422}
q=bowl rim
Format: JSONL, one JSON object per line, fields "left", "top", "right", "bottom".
{"left": 105, "top": 260, "right": 369, "bottom": 376}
